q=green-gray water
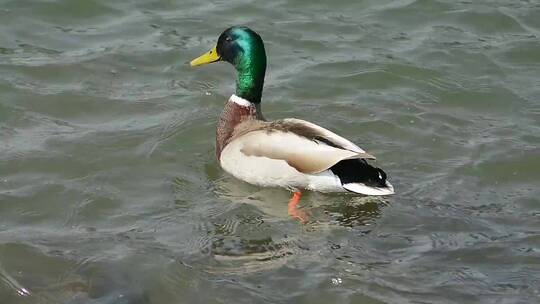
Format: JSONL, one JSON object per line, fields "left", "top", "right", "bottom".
{"left": 1, "top": 1, "right": 539, "bottom": 303}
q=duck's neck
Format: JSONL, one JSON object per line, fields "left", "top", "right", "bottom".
{"left": 234, "top": 49, "right": 266, "bottom": 104}
{"left": 236, "top": 69, "right": 264, "bottom": 104}
{"left": 216, "top": 95, "right": 259, "bottom": 160}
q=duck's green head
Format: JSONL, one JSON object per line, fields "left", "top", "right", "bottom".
{"left": 190, "top": 26, "right": 267, "bottom": 103}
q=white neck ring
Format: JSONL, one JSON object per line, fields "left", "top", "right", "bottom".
{"left": 230, "top": 94, "right": 252, "bottom": 107}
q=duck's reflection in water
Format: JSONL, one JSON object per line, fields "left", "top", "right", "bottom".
{"left": 315, "top": 196, "right": 385, "bottom": 228}
{"left": 201, "top": 176, "right": 387, "bottom": 274}
{"left": 212, "top": 175, "right": 386, "bottom": 227}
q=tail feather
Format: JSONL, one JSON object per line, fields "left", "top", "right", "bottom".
{"left": 330, "top": 159, "right": 394, "bottom": 195}
{"left": 343, "top": 181, "right": 394, "bottom": 196}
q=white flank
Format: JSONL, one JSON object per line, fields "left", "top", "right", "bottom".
{"left": 232, "top": 130, "right": 370, "bottom": 174}
{"left": 306, "top": 170, "right": 347, "bottom": 193}
{"left": 230, "top": 94, "right": 252, "bottom": 107}
{"left": 343, "top": 181, "right": 395, "bottom": 196}
{"left": 220, "top": 142, "right": 347, "bottom": 192}
{"left": 220, "top": 139, "right": 309, "bottom": 189}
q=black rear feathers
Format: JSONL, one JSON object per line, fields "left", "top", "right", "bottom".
{"left": 330, "top": 159, "right": 387, "bottom": 187}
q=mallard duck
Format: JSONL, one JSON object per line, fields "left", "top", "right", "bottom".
{"left": 190, "top": 26, "right": 394, "bottom": 219}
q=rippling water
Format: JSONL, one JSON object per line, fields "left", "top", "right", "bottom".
{"left": 1, "top": 0, "right": 539, "bottom": 303}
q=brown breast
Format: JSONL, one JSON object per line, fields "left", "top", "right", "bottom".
{"left": 216, "top": 98, "right": 258, "bottom": 159}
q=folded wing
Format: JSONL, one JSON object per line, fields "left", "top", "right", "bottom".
{"left": 236, "top": 120, "right": 375, "bottom": 174}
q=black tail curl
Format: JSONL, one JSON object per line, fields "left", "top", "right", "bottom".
{"left": 330, "top": 159, "right": 388, "bottom": 188}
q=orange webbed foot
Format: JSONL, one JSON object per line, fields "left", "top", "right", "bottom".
{"left": 287, "top": 191, "right": 309, "bottom": 223}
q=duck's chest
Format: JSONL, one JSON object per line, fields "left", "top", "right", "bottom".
{"left": 215, "top": 96, "right": 258, "bottom": 159}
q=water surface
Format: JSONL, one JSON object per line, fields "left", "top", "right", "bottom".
{"left": 1, "top": 0, "right": 539, "bottom": 303}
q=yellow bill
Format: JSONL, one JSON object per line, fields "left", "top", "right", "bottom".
{"left": 190, "top": 46, "right": 220, "bottom": 66}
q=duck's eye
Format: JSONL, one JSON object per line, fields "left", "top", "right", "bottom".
{"left": 225, "top": 36, "right": 232, "bottom": 42}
